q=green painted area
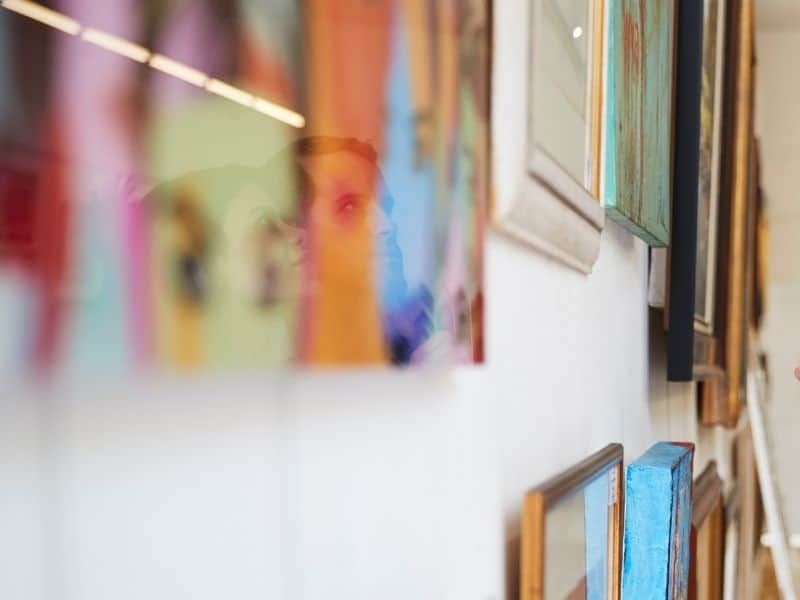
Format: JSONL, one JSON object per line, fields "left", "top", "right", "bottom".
{"left": 605, "top": 0, "right": 675, "bottom": 247}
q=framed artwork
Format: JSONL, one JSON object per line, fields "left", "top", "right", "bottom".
{"left": 493, "top": 0, "right": 606, "bottom": 273}
{"left": 721, "top": 485, "right": 740, "bottom": 600}
{"left": 521, "top": 444, "right": 623, "bottom": 600}
{"left": 732, "top": 419, "right": 765, "bottom": 598}
{"left": 689, "top": 461, "right": 724, "bottom": 600}
{"left": 0, "top": 0, "right": 490, "bottom": 371}
{"left": 622, "top": 442, "right": 694, "bottom": 599}
{"left": 700, "top": 0, "right": 756, "bottom": 426}
{"left": 667, "top": 0, "right": 728, "bottom": 382}
{"left": 604, "top": 0, "right": 676, "bottom": 246}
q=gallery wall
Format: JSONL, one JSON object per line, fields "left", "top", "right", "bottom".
{"left": 0, "top": 3, "right": 733, "bottom": 600}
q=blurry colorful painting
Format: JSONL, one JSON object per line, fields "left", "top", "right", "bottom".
{"left": 0, "top": 0, "right": 489, "bottom": 372}
{"left": 604, "top": 0, "right": 675, "bottom": 247}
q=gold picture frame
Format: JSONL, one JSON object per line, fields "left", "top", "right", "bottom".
{"left": 700, "top": 0, "right": 756, "bottom": 427}
{"left": 690, "top": 461, "right": 725, "bottom": 599}
{"left": 521, "top": 444, "right": 623, "bottom": 600}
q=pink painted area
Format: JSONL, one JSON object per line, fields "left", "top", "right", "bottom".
{"left": 122, "top": 176, "right": 152, "bottom": 364}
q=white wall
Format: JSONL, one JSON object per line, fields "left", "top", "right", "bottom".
{"left": 0, "top": 5, "right": 733, "bottom": 600}
{"left": 756, "top": 30, "right": 800, "bottom": 536}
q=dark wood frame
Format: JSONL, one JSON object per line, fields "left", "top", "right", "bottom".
{"left": 667, "top": 0, "right": 729, "bottom": 384}
{"left": 689, "top": 461, "right": 725, "bottom": 600}
{"left": 699, "top": 0, "right": 755, "bottom": 427}
{"left": 667, "top": 0, "right": 706, "bottom": 381}
{"left": 521, "top": 444, "right": 623, "bottom": 600}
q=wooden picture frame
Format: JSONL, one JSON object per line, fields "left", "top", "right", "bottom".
{"left": 732, "top": 418, "right": 765, "bottom": 599}
{"left": 521, "top": 444, "right": 623, "bottom": 600}
{"left": 690, "top": 461, "right": 724, "bottom": 600}
{"left": 667, "top": 0, "right": 728, "bottom": 382}
{"left": 722, "top": 484, "right": 741, "bottom": 600}
{"left": 604, "top": 0, "right": 676, "bottom": 246}
{"left": 493, "top": 0, "right": 606, "bottom": 274}
{"left": 700, "top": 0, "right": 756, "bottom": 427}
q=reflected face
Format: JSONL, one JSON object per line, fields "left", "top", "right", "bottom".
{"left": 300, "top": 151, "right": 376, "bottom": 234}
{"left": 230, "top": 147, "right": 405, "bottom": 307}
{"left": 299, "top": 149, "right": 403, "bottom": 283}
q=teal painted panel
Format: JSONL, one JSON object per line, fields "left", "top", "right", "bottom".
{"left": 622, "top": 442, "right": 693, "bottom": 599}
{"left": 605, "top": 0, "right": 676, "bottom": 247}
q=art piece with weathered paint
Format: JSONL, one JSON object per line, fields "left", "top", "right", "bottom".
{"left": 605, "top": 0, "right": 676, "bottom": 246}
{"left": 622, "top": 442, "right": 694, "bottom": 599}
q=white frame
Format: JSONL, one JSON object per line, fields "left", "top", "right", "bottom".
{"left": 493, "top": 0, "right": 605, "bottom": 274}
{"left": 747, "top": 365, "right": 798, "bottom": 600}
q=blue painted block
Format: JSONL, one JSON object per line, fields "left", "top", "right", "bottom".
{"left": 622, "top": 443, "right": 693, "bottom": 600}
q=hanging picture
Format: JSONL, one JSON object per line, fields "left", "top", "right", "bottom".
{"left": 604, "top": 0, "right": 676, "bottom": 246}
{"left": 0, "top": 0, "right": 489, "bottom": 372}
{"left": 700, "top": 0, "right": 757, "bottom": 426}
{"left": 667, "top": 0, "right": 728, "bottom": 382}
{"left": 493, "top": 0, "right": 606, "bottom": 273}
{"left": 520, "top": 444, "right": 623, "bottom": 600}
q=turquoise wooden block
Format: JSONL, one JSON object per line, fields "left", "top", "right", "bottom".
{"left": 605, "top": 0, "right": 676, "bottom": 247}
{"left": 622, "top": 443, "right": 693, "bottom": 599}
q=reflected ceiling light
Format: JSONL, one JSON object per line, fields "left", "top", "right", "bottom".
{"left": 82, "top": 28, "right": 150, "bottom": 63}
{"left": 1, "top": 0, "right": 80, "bottom": 35}
{"left": 572, "top": 26, "right": 583, "bottom": 39}
{"left": 253, "top": 98, "right": 306, "bottom": 129}
{"left": 1, "top": 0, "right": 306, "bottom": 129}
{"left": 206, "top": 78, "right": 254, "bottom": 107}
{"left": 149, "top": 54, "right": 208, "bottom": 88}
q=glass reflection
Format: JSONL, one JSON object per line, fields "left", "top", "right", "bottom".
{"left": 0, "top": 1, "right": 489, "bottom": 372}
{"left": 533, "top": 0, "right": 592, "bottom": 187}
{"left": 545, "top": 471, "right": 612, "bottom": 599}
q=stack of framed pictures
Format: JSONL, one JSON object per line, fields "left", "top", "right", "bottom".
{"left": 519, "top": 441, "right": 784, "bottom": 599}
{"left": 649, "top": 0, "right": 763, "bottom": 433}
{"left": 696, "top": 0, "right": 759, "bottom": 427}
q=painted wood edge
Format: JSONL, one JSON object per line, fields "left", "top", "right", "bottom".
{"left": 668, "top": 0, "right": 705, "bottom": 382}
{"left": 724, "top": 0, "right": 755, "bottom": 429}
{"left": 525, "top": 443, "right": 623, "bottom": 507}
{"left": 692, "top": 461, "right": 724, "bottom": 527}
{"left": 605, "top": 206, "right": 670, "bottom": 247}
{"left": 520, "top": 493, "right": 545, "bottom": 600}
